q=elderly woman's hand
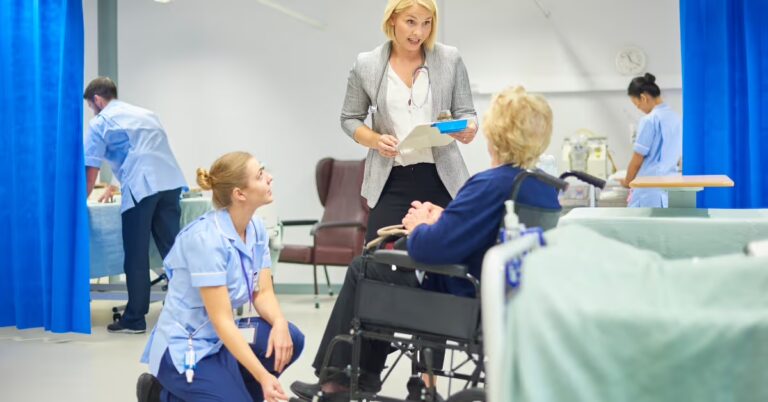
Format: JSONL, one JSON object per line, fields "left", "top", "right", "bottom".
{"left": 449, "top": 120, "right": 477, "bottom": 144}
{"left": 376, "top": 134, "right": 400, "bottom": 158}
{"left": 402, "top": 201, "right": 443, "bottom": 232}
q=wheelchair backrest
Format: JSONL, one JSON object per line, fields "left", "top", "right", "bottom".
{"left": 515, "top": 203, "right": 560, "bottom": 231}
{"left": 505, "top": 168, "right": 566, "bottom": 232}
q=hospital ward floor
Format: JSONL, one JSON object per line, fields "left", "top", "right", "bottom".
{"left": 0, "top": 295, "right": 468, "bottom": 401}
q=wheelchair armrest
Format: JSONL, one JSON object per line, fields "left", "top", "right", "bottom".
{"left": 280, "top": 219, "right": 319, "bottom": 227}
{"left": 310, "top": 221, "right": 366, "bottom": 236}
{"left": 371, "top": 249, "right": 468, "bottom": 278}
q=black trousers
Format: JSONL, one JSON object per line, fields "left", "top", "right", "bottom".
{"left": 365, "top": 163, "right": 452, "bottom": 243}
{"left": 312, "top": 255, "right": 421, "bottom": 392}
{"left": 120, "top": 187, "right": 182, "bottom": 329}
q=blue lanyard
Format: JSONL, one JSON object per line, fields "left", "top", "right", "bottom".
{"left": 213, "top": 212, "right": 258, "bottom": 313}
{"left": 238, "top": 249, "right": 255, "bottom": 314}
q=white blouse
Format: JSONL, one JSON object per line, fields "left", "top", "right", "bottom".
{"left": 386, "top": 63, "right": 435, "bottom": 166}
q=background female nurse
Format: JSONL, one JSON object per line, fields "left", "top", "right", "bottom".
{"left": 139, "top": 151, "right": 304, "bottom": 402}
{"left": 621, "top": 73, "right": 683, "bottom": 208}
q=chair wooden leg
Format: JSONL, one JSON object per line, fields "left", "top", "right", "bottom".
{"left": 313, "top": 264, "right": 319, "bottom": 309}
{"left": 323, "top": 265, "right": 333, "bottom": 296}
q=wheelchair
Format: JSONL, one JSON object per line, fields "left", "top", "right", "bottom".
{"left": 309, "top": 169, "right": 573, "bottom": 402}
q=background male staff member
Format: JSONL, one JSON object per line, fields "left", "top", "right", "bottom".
{"left": 83, "top": 77, "right": 187, "bottom": 334}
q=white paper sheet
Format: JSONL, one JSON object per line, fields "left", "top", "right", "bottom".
{"left": 397, "top": 124, "right": 454, "bottom": 154}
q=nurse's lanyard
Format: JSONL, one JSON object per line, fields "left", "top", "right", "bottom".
{"left": 238, "top": 249, "right": 256, "bottom": 323}
{"left": 213, "top": 213, "right": 258, "bottom": 317}
{"left": 176, "top": 320, "right": 208, "bottom": 384}
{"left": 180, "top": 214, "right": 258, "bottom": 384}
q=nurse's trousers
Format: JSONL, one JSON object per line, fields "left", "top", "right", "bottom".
{"left": 121, "top": 187, "right": 183, "bottom": 329}
{"left": 156, "top": 317, "right": 304, "bottom": 402}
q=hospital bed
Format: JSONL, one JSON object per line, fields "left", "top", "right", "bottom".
{"left": 88, "top": 197, "right": 213, "bottom": 279}
{"left": 88, "top": 197, "right": 213, "bottom": 321}
{"left": 559, "top": 207, "right": 768, "bottom": 259}
{"left": 482, "top": 224, "right": 768, "bottom": 402}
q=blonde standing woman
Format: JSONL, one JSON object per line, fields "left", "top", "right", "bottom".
{"left": 341, "top": 0, "right": 479, "bottom": 243}
{"left": 137, "top": 152, "right": 303, "bottom": 402}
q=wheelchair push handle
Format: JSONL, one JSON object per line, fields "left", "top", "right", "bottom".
{"left": 509, "top": 168, "right": 569, "bottom": 202}
{"left": 559, "top": 170, "right": 606, "bottom": 189}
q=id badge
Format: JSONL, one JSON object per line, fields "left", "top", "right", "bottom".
{"left": 236, "top": 317, "right": 259, "bottom": 342}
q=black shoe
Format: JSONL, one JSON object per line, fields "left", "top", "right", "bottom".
{"left": 290, "top": 381, "right": 321, "bottom": 401}
{"left": 136, "top": 373, "right": 162, "bottom": 402}
{"left": 309, "top": 392, "right": 350, "bottom": 402}
{"left": 107, "top": 320, "right": 146, "bottom": 334}
{"left": 406, "top": 376, "right": 426, "bottom": 400}
{"left": 406, "top": 377, "right": 446, "bottom": 402}
{"left": 290, "top": 381, "right": 352, "bottom": 402}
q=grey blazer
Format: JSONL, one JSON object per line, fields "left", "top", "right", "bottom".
{"left": 340, "top": 41, "right": 477, "bottom": 208}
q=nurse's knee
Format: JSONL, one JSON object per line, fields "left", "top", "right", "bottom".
{"left": 289, "top": 323, "right": 305, "bottom": 363}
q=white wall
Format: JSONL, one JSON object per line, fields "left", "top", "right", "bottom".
{"left": 441, "top": 0, "right": 682, "bottom": 175}
{"left": 83, "top": 0, "right": 682, "bottom": 284}
{"left": 83, "top": 0, "right": 97, "bottom": 132}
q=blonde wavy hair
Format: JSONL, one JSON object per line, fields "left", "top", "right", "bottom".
{"left": 482, "top": 86, "right": 553, "bottom": 168}
{"left": 196, "top": 151, "right": 253, "bottom": 209}
{"left": 382, "top": 0, "right": 439, "bottom": 50}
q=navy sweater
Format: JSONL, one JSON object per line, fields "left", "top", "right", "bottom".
{"left": 407, "top": 165, "right": 561, "bottom": 297}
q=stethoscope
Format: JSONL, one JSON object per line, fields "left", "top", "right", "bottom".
{"left": 368, "top": 48, "right": 431, "bottom": 120}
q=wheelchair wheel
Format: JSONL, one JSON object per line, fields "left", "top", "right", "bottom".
{"left": 446, "top": 388, "right": 485, "bottom": 402}
{"left": 113, "top": 313, "right": 121, "bottom": 322}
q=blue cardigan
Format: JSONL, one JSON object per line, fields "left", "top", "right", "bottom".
{"left": 407, "top": 164, "right": 561, "bottom": 297}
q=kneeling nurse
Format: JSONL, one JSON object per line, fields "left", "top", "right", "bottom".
{"left": 141, "top": 151, "right": 304, "bottom": 402}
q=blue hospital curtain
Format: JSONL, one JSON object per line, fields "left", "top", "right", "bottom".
{"left": 680, "top": 0, "right": 768, "bottom": 208}
{"left": 0, "top": 1, "right": 90, "bottom": 333}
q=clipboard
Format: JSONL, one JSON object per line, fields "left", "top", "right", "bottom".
{"left": 397, "top": 119, "right": 468, "bottom": 154}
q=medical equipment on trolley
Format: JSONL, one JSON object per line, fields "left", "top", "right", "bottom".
{"left": 561, "top": 129, "right": 615, "bottom": 180}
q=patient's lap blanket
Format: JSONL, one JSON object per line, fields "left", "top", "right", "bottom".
{"left": 504, "top": 226, "right": 768, "bottom": 402}
{"left": 559, "top": 208, "right": 768, "bottom": 259}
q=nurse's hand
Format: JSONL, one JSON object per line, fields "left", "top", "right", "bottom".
{"left": 259, "top": 373, "right": 289, "bottom": 402}
{"left": 449, "top": 120, "right": 477, "bottom": 144}
{"left": 619, "top": 178, "right": 630, "bottom": 188}
{"left": 376, "top": 134, "right": 400, "bottom": 158}
{"left": 266, "top": 319, "right": 293, "bottom": 373}
{"left": 98, "top": 185, "right": 117, "bottom": 203}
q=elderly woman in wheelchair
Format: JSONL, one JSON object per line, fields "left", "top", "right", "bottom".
{"left": 291, "top": 87, "right": 562, "bottom": 402}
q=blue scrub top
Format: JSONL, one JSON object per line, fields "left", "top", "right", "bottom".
{"left": 141, "top": 208, "right": 272, "bottom": 375}
{"left": 630, "top": 103, "right": 683, "bottom": 208}
{"left": 84, "top": 100, "right": 188, "bottom": 212}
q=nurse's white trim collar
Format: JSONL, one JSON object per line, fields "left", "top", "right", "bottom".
{"left": 212, "top": 208, "right": 256, "bottom": 256}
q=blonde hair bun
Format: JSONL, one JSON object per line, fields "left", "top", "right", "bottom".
{"left": 196, "top": 168, "right": 213, "bottom": 190}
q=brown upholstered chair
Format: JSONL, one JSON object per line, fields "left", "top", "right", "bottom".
{"left": 278, "top": 158, "right": 368, "bottom": 308}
